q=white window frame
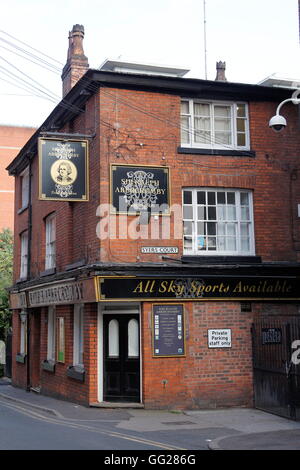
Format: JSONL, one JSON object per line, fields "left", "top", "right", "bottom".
{"left": 73, "top": 304, "right": 84, "bottom": 367}
{"left": 45, "top": 213, "right": 56, "bottom": 270}
{"left": 20, "top": 167, "right": 29, "bottom": 209}
{"left": 181, "top": 99, "right": 250, "bottom": 150}
{"left": 182, "top": 188, "right": 255, "bottom": 256}
{"left": 47, "top": 306, "right": 56, "bottom": 362}
{"left": 20, "top": 231, "right": 28, "bottom": 279}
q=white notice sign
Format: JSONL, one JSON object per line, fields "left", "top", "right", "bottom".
{"left": 208, "top": 329, "right": 231, "bottom": 348}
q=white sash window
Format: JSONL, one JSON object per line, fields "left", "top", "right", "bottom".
{"left": 181, "top": 100, "right": 249, "bottom": 150}
{"left": 183, "top": 188, "right": 255, "bottom": 256}
{"left": 20, "top": 167, "right": 29, "bottom": 209}
{"left": 20, "top": 231, "right": 28, "bottom": 279}
{"left": 45, "top": 213, "right": 56, "bottom": 269}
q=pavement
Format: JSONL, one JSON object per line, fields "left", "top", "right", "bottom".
{"left": 1, "top": 376, "right": 300, "bottom": 450}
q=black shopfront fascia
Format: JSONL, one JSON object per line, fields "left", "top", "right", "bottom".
{"left": 11, "top": 261, "right": 300, "bottom": 304}
{"left": 94, "top": 263, "right": 300, "bottom": 303}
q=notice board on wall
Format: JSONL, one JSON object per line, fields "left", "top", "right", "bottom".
{"left": 152, "top": 304, "right": 185, "bottom": 357}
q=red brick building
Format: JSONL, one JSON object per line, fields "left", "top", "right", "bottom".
{"left": 0, "top": 125, "right": 35, "bottom": 231}
{"left": 7, "top": 25, "right": 300, "bottom": 411}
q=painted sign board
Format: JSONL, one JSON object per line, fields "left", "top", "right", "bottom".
{"left": 38, "top": 138, "right": 89, "bottom": 202}
{"left": 10, "top": 279, "right": 96, "bottom": 310}
{"left": 95, "top": 276, "right": 300, "bottom": 302}
{"left": 111, "top": 164, "right": 170, "bottom": 214}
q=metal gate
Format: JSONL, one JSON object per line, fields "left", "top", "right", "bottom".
{"left": 252, "top": 319, "right": 300, "bottom": 420}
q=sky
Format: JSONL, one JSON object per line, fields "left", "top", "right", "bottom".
{"left": 0, "top": 0, "right": 299, "bottom": 127}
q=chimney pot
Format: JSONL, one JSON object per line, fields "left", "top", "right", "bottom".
{"left": 215, "top": 61, "right": 227, "bottom": 82}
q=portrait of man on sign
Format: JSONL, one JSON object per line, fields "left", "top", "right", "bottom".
{"left": 50, "top": 159, "right": 77, "bottom": 186}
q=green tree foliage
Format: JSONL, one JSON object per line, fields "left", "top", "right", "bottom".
{"left": 0, "top": 228, "right": 13, "bottom": 340}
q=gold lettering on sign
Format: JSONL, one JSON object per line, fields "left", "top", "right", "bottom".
{"left": 133, "top": 280, "right": 156, "bottom": 293}
{"left": 233, "top": 280, "right": 293, "bottom": 294}
{"left": 28, "top": 282, "right": 83, "bottom": 307}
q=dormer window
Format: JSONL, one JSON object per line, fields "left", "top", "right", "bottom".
{"left": 181, "top": 100, "right": 250, "bottom": 150}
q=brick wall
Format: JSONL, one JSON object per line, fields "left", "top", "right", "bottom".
{"left": 0, "top": 125, "right": 35, "bottom": 231}
{"left": 11, "top": 311, "right": 27, "bottom": 389}
{"left": 97, "top": 88, "right": 300, "bottom": 264}
{"left": 142, "top": 301, "right": 253, "bottom": 410}
{"left": 12, "top": 87, "right": 300, "bottom": 279}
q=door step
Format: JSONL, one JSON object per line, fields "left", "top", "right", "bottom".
{"left": 90, "top": 401, "right": 144, "bottom": 409}
{"left": 30, "top": 387, "right": 41, "bottom": 394}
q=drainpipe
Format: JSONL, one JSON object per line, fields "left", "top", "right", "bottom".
{"left": 26, "top": 311, "right": 30, "bottom": 392}
{"left": 27, "top": 156, "right": 32, "bottom": 281}
{"left": 26, "top": 155, "right": 33, "bottom": 392}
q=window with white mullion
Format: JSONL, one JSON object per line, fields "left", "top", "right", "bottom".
{"left": 181, "top": 100, "right": 191, "bottom": 145}
{"left": 193, "top": 102, "right": 211, "bottom": 146}
{"left": 182, "top": 189, "right": 194, "bottom": 252}
{"left": 45, "top": 214, "right": 56, "bottom": 270}
{"left": 20, "top": 167, "right": 29, "bottom": 209}
{"left": 180, "top": 100, "right": 250, "bottom": 150}
{"left": 183, "top": 188, "right": 254, "bottom": 256}
{"left": 213, "top": 105, "right": 232, "bottom": 148}
{"left": 235, "top": 103, "right": 249, "bottom": 149}
{"left": 239, "top": 191, "right": 253, "bottom": 253}
{"left": 20, "top": 231, "right": 28, "bottom": 279}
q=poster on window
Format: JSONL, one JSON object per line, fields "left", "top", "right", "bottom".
{"left": 38, "top": 138, "right": 89, "bottom": 202}
{"left": 110, "top": 164, "right": 170, "bottom": 214}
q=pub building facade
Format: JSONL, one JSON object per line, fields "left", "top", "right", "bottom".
{"left": 7, "top": 25, "right": 300, "bottom": 410}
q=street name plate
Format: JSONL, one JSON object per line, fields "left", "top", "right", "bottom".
{"left": 141, "top": 246, "right": 179, "bottom": 254}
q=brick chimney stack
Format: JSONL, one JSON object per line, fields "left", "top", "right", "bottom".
{"left": 61, "top": 24, "right": 89, "bottom": 98}
{"left": 215, "top": 61, "right": 227, "bottom": 82}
